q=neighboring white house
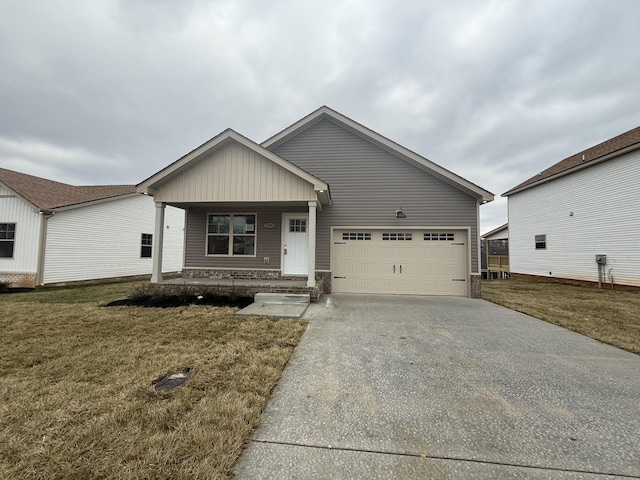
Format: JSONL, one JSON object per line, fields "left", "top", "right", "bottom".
{"left": 481, "top": 223, "right": 509, "bottom": 279}
{"left": 503, "top": 126, "right": 640, "bottom": 288}
{"left": 0, "top": 168, "right": 184, "bottom": 287}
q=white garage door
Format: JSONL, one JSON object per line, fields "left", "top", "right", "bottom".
{"left": 332, "top": 229, "right": 468, "bottom": 295}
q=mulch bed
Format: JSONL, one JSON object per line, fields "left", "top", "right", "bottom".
{"left": 105, "top": 295, "right": 253, "bottom": 309}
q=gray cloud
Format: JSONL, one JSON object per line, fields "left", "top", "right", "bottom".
{"left": 1, "top": 0, "right": 639, "bottom": 232}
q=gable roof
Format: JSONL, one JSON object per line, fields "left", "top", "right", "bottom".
{"left": 0, "top": 167, "right": 136, "bottom": 210}
{"left": 504, "top": 125, "right": 640, "bottom": 196}
{"left": 482, "top": 223, "right": 508, "bottom": 240}
{"left": 137, "top": 128, "right": 331, "bottom": 204}
{"left": 262, "top": 106, "right": 494, "bottom": 203}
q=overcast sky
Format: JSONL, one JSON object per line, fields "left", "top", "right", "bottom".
{"left": 1, "top": 0, "right": 639, "bottom": 233}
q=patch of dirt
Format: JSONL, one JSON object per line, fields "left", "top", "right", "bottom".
{"left": 105, "top": 295, "right": 253, "bottom": 309}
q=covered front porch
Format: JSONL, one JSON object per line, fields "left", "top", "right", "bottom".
{"left": 136, "top": 129, "right": 331, "bottom": 300}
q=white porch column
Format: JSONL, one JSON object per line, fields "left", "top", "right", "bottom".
{"left": 307, "top": 200, "right": 317, "bottom": 287}
{"left": 151, "top": 202, "right": 166, "bottom": 283}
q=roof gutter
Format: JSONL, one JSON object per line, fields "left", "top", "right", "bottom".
{"left": 503, "top": 142, "right": 640, "bottom": 197}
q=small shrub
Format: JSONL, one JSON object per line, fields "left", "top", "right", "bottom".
{"left": 0, "top": 281, "right": 10, "bottom": 293}
{"left": 130, "top": 284, "right": 150, "bottom": 300}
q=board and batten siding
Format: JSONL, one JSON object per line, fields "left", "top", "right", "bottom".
{"left": 154, "top": 141, "right": 317, "bottom": 203}
{"left": 184, "top": 204, "right": 306, "bottom": 269}
{"left": 42, "top": 195, "right": 184, "bottom": 284}
{"left": 270, "top": 118, "right": 480, "bottom": 271}
{"left": 0, "top": 184, "right": 41, "bottom": 276}
{"left": 509, "top": 149, "right": 640, "bottom": 287}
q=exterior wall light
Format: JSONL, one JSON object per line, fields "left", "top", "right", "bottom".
{"left": 396, "top": 209, "right": 407, "bottom": 219}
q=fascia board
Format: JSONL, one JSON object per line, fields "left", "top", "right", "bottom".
{"left": 503, "top": 143, "right": 640, "bottom": 197}
{"left": 49, "top": 192, "right": 142, "bottom": 212}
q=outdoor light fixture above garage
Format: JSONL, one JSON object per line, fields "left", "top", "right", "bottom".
{"left": 396, "top": 208, "right": 407, "bottom": 219}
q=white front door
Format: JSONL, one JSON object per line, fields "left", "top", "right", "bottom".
{"left": 282, "top": 214, "right": 309, "bottom": 275}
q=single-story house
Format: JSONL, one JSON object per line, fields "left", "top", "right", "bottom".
{"left": 481, "top": 223, "right": 509, "bottom": 279}
{"left": 503, "top": 125, "right": 640, "bottom": 288}
{"left": 0, "top": 168, "right": 184, "bottom": 287}
{"left": 138, "top": 106, "right": 493, "bottom": 299}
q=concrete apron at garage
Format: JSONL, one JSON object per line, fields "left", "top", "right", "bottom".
{"left": 235, "top": 294, "right": 640, "bottom": 479}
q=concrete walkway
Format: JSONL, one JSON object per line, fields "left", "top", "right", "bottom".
{"left": 235, "top": 295, "right": 640, "bottom": 479}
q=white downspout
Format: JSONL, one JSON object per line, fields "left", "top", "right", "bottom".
{"left": 36, "top": 211, "right": 54, "bottom": 286}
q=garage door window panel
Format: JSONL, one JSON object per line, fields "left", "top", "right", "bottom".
{"left": 342, "top": 232, "right": 372, "bottom": 241}
{"left": 382, "top": 233, "right": 412, "bottom": 241}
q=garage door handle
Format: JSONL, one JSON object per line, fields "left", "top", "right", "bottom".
{"left": 333, "top": 276, "right": 346, "bottom": 279}
{"left": 393, "top": 265, "right": 395, "bottom": 273}
{"left": 399, "top": 265, "right": 402, "bottom": 274}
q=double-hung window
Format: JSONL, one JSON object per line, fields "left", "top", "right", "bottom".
{"left": 535, "top": 234, "right": 546, "bottom": 250}
{"left": 207, "top": 214, "right": 256, "bottom": 256}
{"left": 0, "top": 223, "right": 16, "bottom": 258}
{"left": 141, "top": 233, "right": 153, "bottom": 258}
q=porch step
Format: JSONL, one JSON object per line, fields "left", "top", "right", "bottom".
{"left": 254, "top": 293, "right": 310, "bottom": 305}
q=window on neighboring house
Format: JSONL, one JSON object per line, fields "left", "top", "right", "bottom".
{"left": 207, "top": 214, "right": 256, "bottom": 256}
{"left": 0, "top": 223, "right": 16, "bottom": 258}
{"left": 535, "top": 234, "right": 546, "bottom": 250}
{"left": 141, "top": 233, "right": 153, "bottom": 258}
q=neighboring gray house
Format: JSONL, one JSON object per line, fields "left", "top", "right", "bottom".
{"left": 138, "top": 106, "right": 494, "bottom": 298}
{"left": 504, "top": 125, "right": 640, "bottom": 288}
{"left": 0, "top": 168, "right": 184, "bottom": 287}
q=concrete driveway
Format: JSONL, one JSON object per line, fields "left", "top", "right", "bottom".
{"left": 235, "top": 295, "right": 640, "bottom": 479}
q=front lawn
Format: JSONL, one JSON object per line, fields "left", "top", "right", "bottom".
{"left": 482, "top": 278, "right": 640, "bottom": 354}
{"left": 0, "top": 281, "right": 306, "bottom": 479}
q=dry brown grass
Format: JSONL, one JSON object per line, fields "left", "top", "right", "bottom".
{"left": 0, "top": 280, "right": 306, "bottom": 479}
{"left": 482, "top": 278, "right": 640, "bottom": 354}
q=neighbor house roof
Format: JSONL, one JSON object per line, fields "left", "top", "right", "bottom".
{"left": 503, "top": 125, "right": 640, "bottom": 196}
{"left": 137, "top": 128, "right": 331, "bottom": 204}
{"left": 0, "top": 167, "right": 136, "bottom": 210}
{"left": 482, "top": 223, "right": 508, "bottom": 240}
{"left": 262, "top": 106, "right": 494, "bottom": 203}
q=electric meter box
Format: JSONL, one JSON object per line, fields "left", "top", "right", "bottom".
{"left": 595, "top": 254, "right": 607, "bottom": 265}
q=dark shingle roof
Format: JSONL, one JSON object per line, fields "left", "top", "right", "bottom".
{"left": 0, "top": 168, "right": 136, "bottom": 210}
{"left": 504, "top": 125, "right": 640, "bottom": 196}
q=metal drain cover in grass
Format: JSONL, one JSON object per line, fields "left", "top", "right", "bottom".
{"left": 154, "top": 370, "right": 191, "bottom": 392}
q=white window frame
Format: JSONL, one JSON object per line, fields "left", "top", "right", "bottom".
{"left": 141, "top": 233, "right": 153, "bottom": 258}
{"left": 535, "top": 234, "right": 546, "bottom": 250}
{"left": 206, "top": 213, "right": 257, "bottom": 257}
{"left": 0, "top": 223, "right": 16, "bottom": 259}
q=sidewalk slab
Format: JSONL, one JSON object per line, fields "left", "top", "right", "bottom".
{"left": 235, "top": 302, "right": 308, "bottom": 318}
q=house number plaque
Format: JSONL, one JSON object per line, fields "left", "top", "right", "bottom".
{"left": 263, "top": 222, "right": 276, "bottom": 229}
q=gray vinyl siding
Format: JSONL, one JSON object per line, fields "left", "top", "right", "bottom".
{"left": 270, "top": 118, "right": 480, "bottom": 271}
{"left": 185, "top": 204, "right": 306, "bottom": 269}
